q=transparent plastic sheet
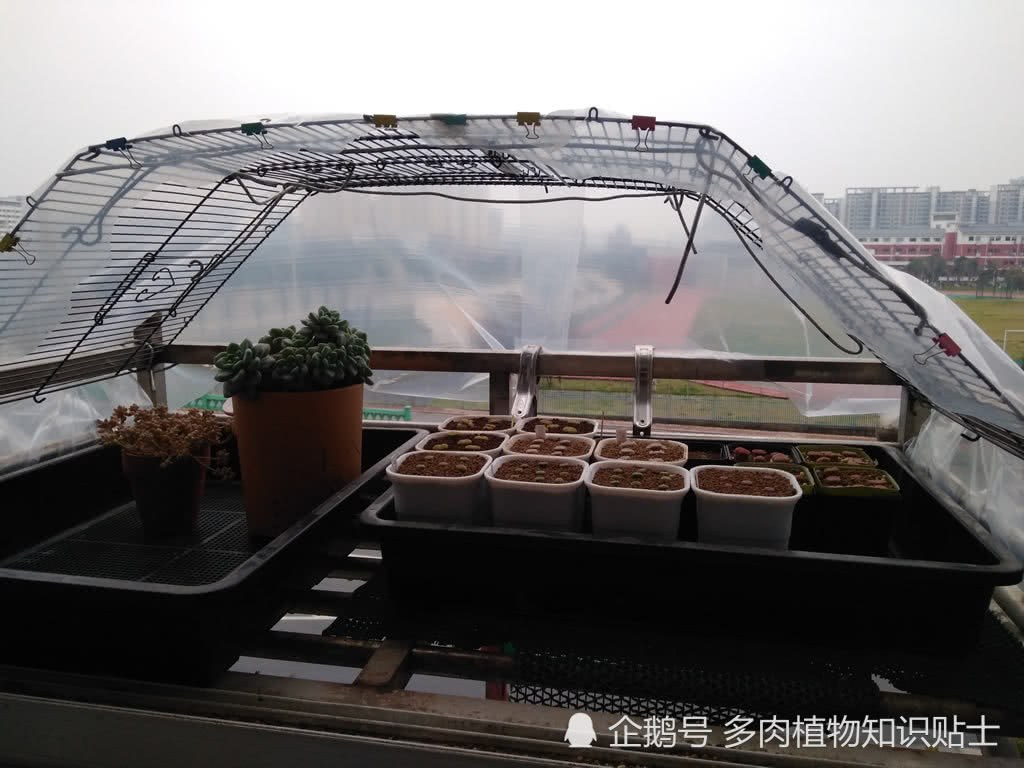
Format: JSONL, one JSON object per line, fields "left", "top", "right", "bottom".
{"left": 511, "top": 110, "right": 1024, "bottom": 435}
{"left": 172, "top": 185, "right": 893, "bottom": 419}
{"left": 163, "top": 364, "right": 219, "bottom": 409}
{"left": 0, "top": 374, "right": 149, "bottom": 475}
{"left": 905, "top": 411, "right": 1024, "bottom": 564}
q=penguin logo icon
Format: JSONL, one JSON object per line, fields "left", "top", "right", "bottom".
{"left": 564, "top": 712, "right": 597, "bottom": 748}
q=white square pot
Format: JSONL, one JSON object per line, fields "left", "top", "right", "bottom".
{"left": 386, "top": 451, "right": 492, "bottom": 524}
{"left": 690, "top": 465, "right": 802, "bottom": 550}
{"left": 415, "top": 430, "right": 509, "bottom": 458}
{"left": 584, "top": 461, "right": 689, "bottom": 541}
{"left": 503, "top": 433, "right": 596, "bottom": 461}
{"left": 486, "top": 454, "right": 588, "bottom": 532}
{"left": 514, "top": 415, "right": 599, "bottom": 438}
{"left": 438, "top": 415, "right": 517, "bottom": 434}
{"left": 593, "top": 437, "right": 688, "bottom": 467}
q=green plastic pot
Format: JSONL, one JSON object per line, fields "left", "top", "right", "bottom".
{"left": 812, "top": 466, "right": 900, "bottom": 498}
{"left": 796, "top": 445, "right": 878, "bottom": 468}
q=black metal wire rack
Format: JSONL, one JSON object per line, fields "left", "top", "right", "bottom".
{"left": 324, "top": 563, "right": 1024, "bottom": 733}
{"left": 1, "top": 111, "right": 1022, "bottom": 457}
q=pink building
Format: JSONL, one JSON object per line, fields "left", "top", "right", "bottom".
{"left": 856, "top": 225, "right": 1024, "bottom": 267}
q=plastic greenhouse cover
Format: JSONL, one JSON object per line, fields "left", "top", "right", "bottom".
{"left": 906, "top": 410, "right": 1024, "bottom": 565}
{"left": 0, "top": 109, "right": 1022, "bottom": 463}
{"left": 172, "top": 186, "right": 901, "bottom": 412}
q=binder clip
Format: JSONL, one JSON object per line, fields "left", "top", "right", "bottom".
{"left": 517, "top": 112, "right": 541, "bottom": 139}
{"left": 240, "top": 122, "right": 272, "bottom": 149}
{"left": 369, "top": 114, "right": 398, "bottom": 129}
{"left": 0, "top": 232, "right": 34, "bottom": 265}
{"left": 432, "top": 114, "right": 467, "bottom": 126}
{"left": 747, "top": 155, "right": 772, "bottom": 180}
{"left": 914, "top": 333, "right": 962, "bottom": 365}
{"left": 105, "top": 137, "right": 141, "bottom": 168}
{"left": 631, "top": 115, "right": 656, "bottom": 151}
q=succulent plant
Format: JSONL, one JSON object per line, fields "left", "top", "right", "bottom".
{"left": 260, "top": 325, "right": 298, "bottom": 353}
{"left": 214, "top": 306, "right": 373, "bottom": 398}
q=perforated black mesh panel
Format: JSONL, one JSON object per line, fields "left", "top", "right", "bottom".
{"left": 326, "top": 574, "right": 1024, "bottom": 726}
{"left": 1, "top": 485, "right": 257, "bottom": 587}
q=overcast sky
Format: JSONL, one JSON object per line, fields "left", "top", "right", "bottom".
{"left": 1, "top": 0, "right": 1021, "bottom": 198}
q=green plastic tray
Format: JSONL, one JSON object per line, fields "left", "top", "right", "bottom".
{"left": 795, "top": 445, "right": 877, "bottom": 467}
{"left": 811, "top": 466, "right": 900, "bottom": 497}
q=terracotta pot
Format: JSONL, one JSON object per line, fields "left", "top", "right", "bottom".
{"left": 122, "top": 447, "right": 209, "bottom": 539}
{"left": 231, "top": 384, "right": 364, "bottom": 539}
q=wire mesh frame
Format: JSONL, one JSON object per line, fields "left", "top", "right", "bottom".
{"left": 0, "top": 181, "right": 308, "bottom": 404}
{"left": 0, "top": 111, "right": 1021, "bottom": 457}
{"left": 0, "top": 119, "right": 766, "bottom": 406}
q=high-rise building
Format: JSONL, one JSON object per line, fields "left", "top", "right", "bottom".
{"left": 0, "top": 196, "right": 26, "bottom": 234}
{"left": 930, "top": 187, "right": 990, "bottom": 228}
{"left": 990, "top": 177, "right": 1024, "bottom": 225}
{"left": 843, "top": 187, "right": 933, "bottom": 230}
{"left": 811, "top": 193, "right": 844, "bottom": 223}
{"left": 839, "top": 183, "right": 1012, "bottom": 230}
{"left": 823, "top": 197, "right": 843, "bottom": 222}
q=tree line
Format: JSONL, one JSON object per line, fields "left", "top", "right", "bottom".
{"left": 902, "top": 255, "right": 1024, "bottom": 299}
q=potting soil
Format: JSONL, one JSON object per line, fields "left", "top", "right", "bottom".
{"left": 425, "top": 433, "right": 505, "bottom": 451}
{"left": 802, "top": 448, "right": 873, "bottom": 466}
{"left": 599, "top": 439, "right": 686, "bottom": 462}
{"left": 697, "top": 467, "right": 796, "bottom": 497}
{"left": 520, "top": 417, "right": 595, "bottom": 434}
{"left": 446, "top": 416, "right": 514, "bottom": 431}
{"left": 593, "top": 466, "right": 685, "bottom": 490}
{"left": 507, "top": 436, "right": 591, "bottom": 457}
{"left": 818, "top": 467, "right": 896, "bottom": 489}
{"left": 396, "top": 452, "right": 488, "bottom": 477}
{"left": 494, "top": 458, "right": 583, "bottom": 483}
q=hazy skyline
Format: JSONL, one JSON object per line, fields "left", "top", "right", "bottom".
{"left": 1, "top": 0, "right": 1021, "bottom": 198}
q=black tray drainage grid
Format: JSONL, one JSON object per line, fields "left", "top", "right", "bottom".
{"left": 1, "top": 486, "right": 255, "bottom": 587}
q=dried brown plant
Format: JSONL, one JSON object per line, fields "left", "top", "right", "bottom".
{"left": 97, "top": 404, "right": 233, "bottom": 476}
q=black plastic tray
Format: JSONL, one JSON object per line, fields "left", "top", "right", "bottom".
{"left": 0, "top": 426, "right": 426, "bottom": 682}
{"left": 682, "top": 440, "right": 730, "bottom": 466}
{"left": 361, "top": 440, "right": 1022, "bottom": 654}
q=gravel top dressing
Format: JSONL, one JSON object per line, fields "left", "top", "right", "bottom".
{"left": 520, "top": 417, "right": 595, "bottom": 434}
{"left": 818, "top": 467, "right": 897, "bottom": 489}
{"left": 396, "top": 452, "right": 488, "bottom": 477}
{"left": 697, "top": 467, "right": 796, "bottom": 497}
{"left": 599, "top": 439, "right": 686, "bottom": 462}
{"left": 593, "top": 466, "right": 685, "bottom": 491}
{"left": 424, "top": 433, "right": 505, "bottom": 451}
{"left": 507, "top": 435, "right": 591, "bottom": 457}
{"left": 493, "top": 458, "right": 584, "bottom": 484}
{"left": 446, "top": 416, "right": 515, "bottom": 431}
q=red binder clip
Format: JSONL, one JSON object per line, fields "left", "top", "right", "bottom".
{"left": 631, "top": 115, "right": 656, "bottom": 151}
{"left": 914, "top": 333, "right": 961, "bottom": 365}
{"left": 631, "top": 115, "right": 656, "bottom": 131}
{"left": 936, "top": 333, "right": 961, "bottom": 356}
